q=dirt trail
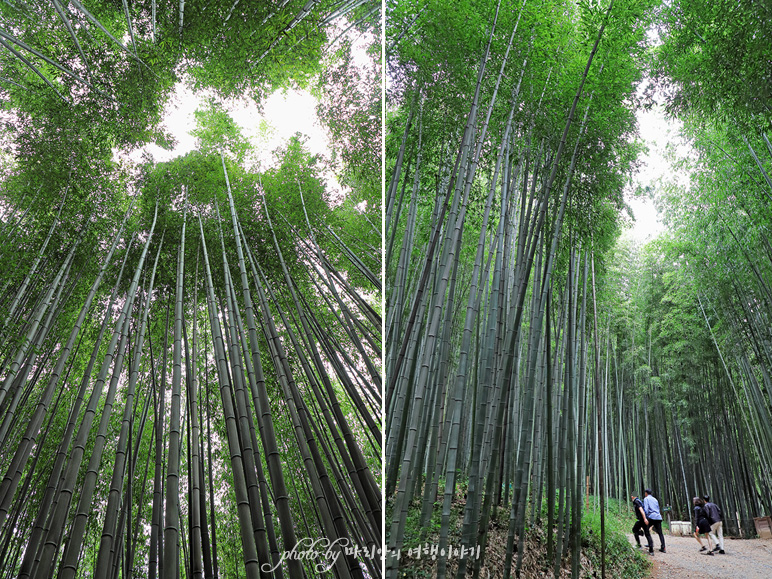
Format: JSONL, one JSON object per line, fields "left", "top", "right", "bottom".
{"left": 627, "top": 532, "right": 772, "bottom": 578}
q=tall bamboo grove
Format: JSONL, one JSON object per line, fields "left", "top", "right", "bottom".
{"left": 386, "top": 0, "right": 655, "bottom": 576}
{"left": 0, "top": 0, "right": 382, "bottom": 577}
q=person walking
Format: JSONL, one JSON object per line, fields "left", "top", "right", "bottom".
{"left": 643, "top": 489, "right": 666, "bottom": 553}
{"left": 693, "top": 497, "right": 714, "bottom": 553}
{"left": 631, "top": 494, "right": 654, "bottom": 555}
{"left": 703, "top": 495, "right": 725, "bottom": 554}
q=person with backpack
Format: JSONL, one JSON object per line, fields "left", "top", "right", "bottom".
{"left": 631, "top": 494, "right": 654, "bottom": 555}
{"left": 703, "top": 495, "right": 725, "bottom": 554}
{"left": 693, "top": 497, "right": 715, "bottom": 553}
{"left": 643, "top": 489, "right": 666, "bottom": 553}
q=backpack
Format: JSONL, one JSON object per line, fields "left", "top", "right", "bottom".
{"left": 633, "top": 498, "right": 645, "bottom": 520}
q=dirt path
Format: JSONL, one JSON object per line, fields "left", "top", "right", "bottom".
{"left": 626, "top": 533, "right": 772, "bottom": 578}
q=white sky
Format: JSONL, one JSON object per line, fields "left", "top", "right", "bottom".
{"left": 125, "top": 29, "right": 376, "bottom": 201}
{"left": 623, "top": 102, "right": 671, "bottom": 243}
{"left": 624, "top": 29, "right": 668, "bottom": 243}
{"left": 622, "top": 25, "right": 695, "bottom": 245}
{"left": 135, "top": 83, "right": 340, "bottom": 185}
{"left": 623, "top": 82, "right": 692, "bottom": 244}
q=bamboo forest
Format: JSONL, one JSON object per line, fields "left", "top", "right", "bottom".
{"left": 3, "top": 0, "right": 772, "bottom": 577}
{"left": 386, "top": 0, "right": 772, "bottom": 577}
{"left": 0, "top": 0, "right": 381, "bottom": 578}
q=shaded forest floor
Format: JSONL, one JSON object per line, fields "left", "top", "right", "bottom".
{"left": 630, "top": 533, "right": 772, "bottom": 579}
{"left": 390, "top": 488, "right": 650, "bottom": 578}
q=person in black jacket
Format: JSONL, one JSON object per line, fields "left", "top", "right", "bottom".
{"left": 703, "top": 495, "right": 725, "bottom": 554}
{"left": 693, "top": 497, "right": 714, "bottom": 554}
{"left": 631, "top": 494, "right": 654, "bottom": 555}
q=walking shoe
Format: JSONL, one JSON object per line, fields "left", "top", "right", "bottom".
{"left": 718, "top": 550, "right": 725, "bottom": 554}
{"left": 647, "top": 551, "right": 654, "bottom": 556}
{"left": 705, "top": 551, "right": 714, "bottom": 556}
{"left": 699, "top": 546, "right": 707, "bottom": 552}
{"left": 659, "top": 548, "right": 666, "bottom": 553}
{"left": 712, "top": 546, "right": 720, "bottom": 552}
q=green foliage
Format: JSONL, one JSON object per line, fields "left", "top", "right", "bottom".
{"left": 653, "top": 0, "right": 772, "bottom": 132}
{"left": 180, "top": 0, "right": 328, "bottom": 102}
{"left": 386, "top": 0, "right": 660, "bottom": 297}
{"left": 191, "top": 101, "right": 252, "bottom": 164}
{"left": 315, "top": 38, "right": 381, "bottom": 210}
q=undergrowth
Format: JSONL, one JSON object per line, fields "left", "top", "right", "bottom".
{"left": 387, "top": 483, "right": 652, "bottom": 578}
{"left": 582, "top": 498, "right": 651, "bottom": 579}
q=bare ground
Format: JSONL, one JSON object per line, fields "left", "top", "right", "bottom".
{"left": 626, "top": 533, "right": 772, "bottom": 578}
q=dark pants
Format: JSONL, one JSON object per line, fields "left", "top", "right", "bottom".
{"left": 633, "top": 519, "right": 653, "bottom": 551}
{"left": 649, "top": 519, "right": 665, "bottom": 550}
